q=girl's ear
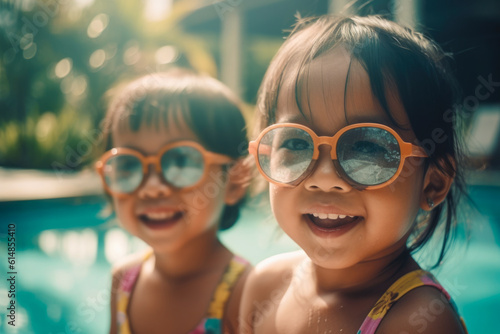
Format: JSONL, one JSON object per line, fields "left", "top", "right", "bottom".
{"left": 420, "top": 159, "right": 455, "bottom": 211}
{"left": 224, "top": 156, "right": 253, "bottom": 205}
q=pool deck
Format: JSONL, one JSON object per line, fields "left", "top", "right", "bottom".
{"left": 0, "top": 167, "right": 103, "bottom": 201}
{"left": 1, "top": 167, "right": 500, "bottom": 202}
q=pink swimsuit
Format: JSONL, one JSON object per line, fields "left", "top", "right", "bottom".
{"left": 357, "top": 269, "right": 468, "bottom": 333}
{"left": 115, "top": 253, "right": 249, "bottom": 334}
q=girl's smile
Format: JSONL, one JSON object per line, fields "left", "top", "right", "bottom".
{"left": 304, "top": 213, "right": 362, "bottom": 238}
{"left": 302, "top": 204, "right": 362, "bottom": 238}
{"left": 136, "top": 205, "right": 185, "bottom": 230}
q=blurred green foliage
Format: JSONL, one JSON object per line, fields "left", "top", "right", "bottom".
{"left": 0, "top": 108, "right": 93, "bottom": 170}
{"left": 0, "top": 0, "right": 279, "bottom": 171}
{"left": 243, "top": 36, "right": 283, "bottom": 104}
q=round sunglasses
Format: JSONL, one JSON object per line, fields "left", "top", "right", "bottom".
{"left": 96, "top": 141, "right": 233, "bottom": 197}
{"left": 249, "top": 123, "right": 428, "bottom": 190}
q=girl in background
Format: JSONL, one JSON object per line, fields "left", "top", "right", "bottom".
{"left": 97, "top": 68, "right": 252, "bottom": 334}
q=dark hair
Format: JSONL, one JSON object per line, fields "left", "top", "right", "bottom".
{"left": 256, "top": 15, "right": 467, "bottom": 267}
{"left": 102, "top": 67, "right": 248, "bottom": 230}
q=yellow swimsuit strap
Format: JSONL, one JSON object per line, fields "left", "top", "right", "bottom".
{"left": 206, "top": 255, "right": 249, "bottom": 319}
{"left": 358, "top": 269, "right": 468, "bottom": 334}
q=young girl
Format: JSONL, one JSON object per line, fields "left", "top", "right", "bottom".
{"left": 96, "top": 68, "right": 252, "bottom": 334}
{"left": 241, "top": 15, "right": 468, "bottom": 333}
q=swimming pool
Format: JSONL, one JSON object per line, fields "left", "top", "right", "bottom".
{"left": 0, "top": 185, "right": 498, "bottom": 333}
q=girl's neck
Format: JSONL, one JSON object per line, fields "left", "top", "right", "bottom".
{"left": 311, "top": 247, "right": 419, "bottom": 295}
{"left": 148, "top": 230, "right": 231, "bottom": 281}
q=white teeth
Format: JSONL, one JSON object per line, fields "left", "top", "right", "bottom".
{"left": 311, "top": 213, "right": 354, "bottom": 220}
{"left": 145, "top": 212, "right": 176, "bottom": 220}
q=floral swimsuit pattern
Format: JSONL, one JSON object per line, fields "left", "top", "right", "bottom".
{"left": 116, "top": 252, "right": 248, "bottom": 334}
{"left": 357, "top": 269, "right": 468, "bottom": 333}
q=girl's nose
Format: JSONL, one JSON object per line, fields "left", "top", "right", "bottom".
{"left": 303, "top": 145, "right": 352, "bottom": 193}
{"left": 137, "top": 167, "right": 173, "bottom": 199}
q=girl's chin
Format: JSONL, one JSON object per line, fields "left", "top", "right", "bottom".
{"left": 305, "top": 250, "right": 359, "bottom": 271}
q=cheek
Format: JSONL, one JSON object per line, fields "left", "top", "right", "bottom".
{"left": 391, "top": 158, "right": 426, "bottom": 191}
{"left": 183, "top": 190, "right": 225, "bottom": 212}
{"left": 368, "top": 192, "right": 416, "bottom": 230}
{"left": 113, "top": 197, "right": 134, "bottom": 227}
{"left": 113, "top": 197, "right": 125, "bottom": 215}
{"left": 269, "top": 185, "right": 293, "bottom": 223}
{"left": 181, "top": 183, "right": 226, "bottom": 225}
{"left": 367, "top": 171, "right": 425, "bottom": 233}
{"left": 388, "top": 160, "right": 425, "bottom": 200}
{"left": 269, "top": 184, "right": 280, "bottom": 212}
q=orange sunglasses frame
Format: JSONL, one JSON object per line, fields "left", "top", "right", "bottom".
{"left": 96, "top": 140, "right": 233, "bottom": 197}
{"left": 248, "top": 123, "right": 428, "bottom": 190}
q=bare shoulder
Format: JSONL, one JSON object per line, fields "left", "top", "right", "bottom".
{"left": 223, "top": 259, "right": 253, "bottom": 333}
{"left": 377, "top": 285, "right": 466, "bottom": 334}
{"left": 109, "top": 249, "right": 151, "bottom": 334}
{"left": 255, "top": 250, "right": 307, "bottom": 276}
{"left": 111, "top": 249, "right": 151, "bottom": 277}
{"left": 239, "top": 250, "right": 307, "bottom": 332}
{"left": 110, "top": 249, "right": 151, "bottom": 294}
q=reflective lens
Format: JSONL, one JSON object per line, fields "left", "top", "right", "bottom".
{"left": 102, "top": 146, "right": 206, "bottom": 194}
{"left": 256, "top": 126, "right": 402, "bottom": 186}
{"left": 257, "top": 127, "right": 314, "bottom": 184}
{"left": 337, "top": 127, "right": 400, "bottom": 186}
{"left": 161, "top": 146, "right": 204, "bottom": 188}
{"left": 103, "top": 155, "right": 143, "bottom": 193}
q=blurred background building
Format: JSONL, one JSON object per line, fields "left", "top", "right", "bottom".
{"left": 182, "top": 0, "right": 500, "bottom": 170}
{"left": 0, "top": 0, "right": 499, "bottom": 172}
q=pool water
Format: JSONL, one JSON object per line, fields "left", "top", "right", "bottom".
{"left": 0, "top": 186, "right": 499, "bottom": 333}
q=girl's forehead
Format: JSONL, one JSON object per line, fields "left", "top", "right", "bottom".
{"left": 275, "top": 48, "right": 412, "bottom": 136}
{"left": 111, "top": 109, "right": 199, "bottom": 154}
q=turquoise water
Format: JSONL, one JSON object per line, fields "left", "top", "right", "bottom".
{"left": 0, "top": 186, "right": 499, "bottom": 333}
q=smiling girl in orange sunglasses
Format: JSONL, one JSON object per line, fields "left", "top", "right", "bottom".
{"left": 241, "top": 15, "right": 468, "bottom": 334}
{"left": 98, "top": 68, "right": 252, "bottom": 334}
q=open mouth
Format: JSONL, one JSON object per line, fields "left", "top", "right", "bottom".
{"left": 138, "top": 211, "right": 184, "bottom": 229}
{"left": 305, "top": 213, "right": 361, "bottom": 235}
